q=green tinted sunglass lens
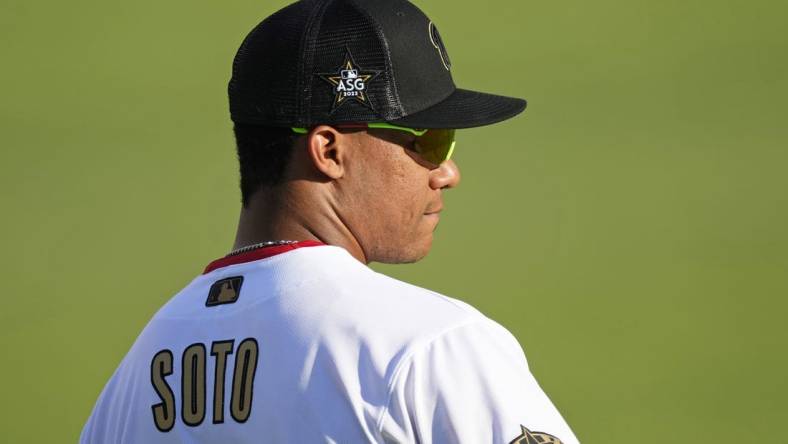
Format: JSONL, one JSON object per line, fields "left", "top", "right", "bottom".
{"left": 415, "top": 129, "right": 456, "bottom": 164}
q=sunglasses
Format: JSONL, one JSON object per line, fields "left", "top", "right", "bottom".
{"left": 292, "top": 122, "right": 456, "bottom": 165}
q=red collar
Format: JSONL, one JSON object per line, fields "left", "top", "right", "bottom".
{"left": 203, "top": 240, "right": 325, "bottom": 274}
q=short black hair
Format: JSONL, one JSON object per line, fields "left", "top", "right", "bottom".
{"left": 233, "top": 124, "right": 299, "bottom": 207}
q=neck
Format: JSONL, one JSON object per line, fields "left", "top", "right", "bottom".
{"left": 232, "top": 183, "right": 368, "bottom": 264}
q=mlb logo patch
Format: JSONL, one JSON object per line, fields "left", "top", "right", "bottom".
{"left": 206, "top": 276, "right": 244, "bottom": 306}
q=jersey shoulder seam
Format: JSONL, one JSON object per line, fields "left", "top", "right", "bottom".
{"left": 374, "top": 317, "right": 487, "bottom": 433}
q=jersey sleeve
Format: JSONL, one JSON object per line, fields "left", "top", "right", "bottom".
{"left": 378, "top": 319, "right": 579, "bottom": 444}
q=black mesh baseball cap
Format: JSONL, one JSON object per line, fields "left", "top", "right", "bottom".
{"left": 228, "top": 0, "right": 526, "bottom": 129}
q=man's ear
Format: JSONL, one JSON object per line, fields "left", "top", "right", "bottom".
{"left": 305, "top": 125, "right": 347, "bottom": 180}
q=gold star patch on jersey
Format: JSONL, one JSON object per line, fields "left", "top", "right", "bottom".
{"left": 510, "top": 425, "right": 564, "bottom": 444}
{"left": 318, "top": 50, "right": 380, "bottom": 113}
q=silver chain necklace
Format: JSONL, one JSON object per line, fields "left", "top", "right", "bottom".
{"left": 226, "top": 240, "right": 299, "bottom": 257}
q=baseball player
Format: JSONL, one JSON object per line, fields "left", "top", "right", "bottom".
{"left": 81, "top": 0, "right": 578, "bottom": 442}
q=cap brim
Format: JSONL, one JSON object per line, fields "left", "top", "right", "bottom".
{"left": 387, "top": 88, "right": 526, "bottom": 129}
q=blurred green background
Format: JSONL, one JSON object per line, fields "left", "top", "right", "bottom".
{"left": 1, "top": 0, "right": 786, "bottom": 441}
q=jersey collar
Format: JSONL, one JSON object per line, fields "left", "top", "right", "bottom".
{"left": 203, "top": 240, "right": 325, "bottom": 274}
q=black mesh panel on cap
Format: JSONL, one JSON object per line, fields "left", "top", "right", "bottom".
{"left": 228, "top": 0, "right": 317, "bottom": 125}
{"left": 303, "top": 0, "right": 403, "bottom": 124}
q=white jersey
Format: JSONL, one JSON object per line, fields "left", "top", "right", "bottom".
{"left": 81, "top": 242, "right": 578, "bottom": 443}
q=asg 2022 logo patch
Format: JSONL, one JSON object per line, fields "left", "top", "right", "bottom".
{"left": 318, "top": 50, "right": 380, "bottom": 113}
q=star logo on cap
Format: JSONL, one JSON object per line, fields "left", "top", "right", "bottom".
{"left": 318, "top": 50, "right": 380, "bottom": 113}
